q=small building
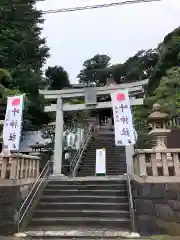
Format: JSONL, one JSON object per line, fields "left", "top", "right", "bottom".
{"left": 19, "top": 131, "right": 48, "bottom": 155}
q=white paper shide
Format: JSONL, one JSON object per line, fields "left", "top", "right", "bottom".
{"left": 111, "top": 89, "right": 135, "bottom": 146}
{"left": 3, "top": 95, "right": 24, "bottom": 151}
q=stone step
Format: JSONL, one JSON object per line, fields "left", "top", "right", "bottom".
{"left": 78, "top": 174, "right": 126, "bottom": 178}
{"left": 23, "top": 236, "right": 144, "bottom": 239}
{"left": 40, "top": 195, "right": 128, "bottom": 203}
{"left": 79, "top": 159, "right": 126, "bottom": 162}
{"left": 80, "top": 156, "right": 125, "bottom": 158}
{"left": 87, "top": 148, "right": 124, "bottom": 151}
{"left": 79, "top": 155, "right": 126, "bottom": 158}
{"left": 80, "top": 155, "right": 126, "bottom": 158}
{"left": 46, "top": 184, "right": 127, "bottom": 191}
{"left": 79, "top": 170, "right": 126, "bottom": 174}
{"left": 30, "top": 216, "right": 131, "bottom": 229}
{"left": 87, "top": 148, "right": 125, "bottom": 151}
{"left": 85, "top": 142, "right": 124, "bottom": 146}
{"left": 78, "top": 162, "right": 126, "bottom": 165}
{"left": 37, "top": 202, "right": 129, "bottom": 211}
{"left": 77, "top": 170, "right": 127, "bottom": 176}
{"left": 78, "top": 165, "right": 125, "bottom": 168}
{"left": 24, "top": 229, "right": 141, "bottom": 239}
{"left": 87, "top": 146, "right": 125, "bottom": 149}
{"left": 47, "top": 180, "right": 126, "bottom": 185}
{"left": 33, "top": 209, "right": 130, "bottom": 218}
{"left": 79, "top": 166, "right": 126, "bottom": 169}
{"left": 83, "top": 150, "right": 125, "bottom": 153}
{"left": 79, "top": 153, "right": 125, "bottom": 156}
{"left": 79, "top": 172, "right": 126, "bottom": 177}
{"left": 79, "top": 163, "right": 126, "bottom": 167}
{"left": 87, "top": 144, "right": 124, "bottom": 148}
{"left": 43, "top": 189, "right": 127, "bottom": 196}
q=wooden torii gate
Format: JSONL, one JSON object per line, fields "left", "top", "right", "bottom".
{"left": 39, "top": 79, "right": 148, "bottom": 177}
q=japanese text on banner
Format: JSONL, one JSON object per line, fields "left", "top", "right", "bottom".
{"left": 3, "top": 95, "right": 24, "bottom": 151}
{"left": 111, "top": 89, "right": 135, "bottom": 146}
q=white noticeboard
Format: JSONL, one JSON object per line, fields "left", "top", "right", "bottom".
{"left": 96, "top": 148, "right": 106, "bottom": 174}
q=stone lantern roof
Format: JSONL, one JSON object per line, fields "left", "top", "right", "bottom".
{"left": 148, "top": 103, "right": 169, "bottom": 121}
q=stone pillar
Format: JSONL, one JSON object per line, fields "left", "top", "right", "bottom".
{"left": 52, "top": 97, "right": 64, "bottom": 177}
{"left": 20, "top": 158, "right": 24, "bottom": 179}
{"left": 126, "top": 145, "right": 134, "bottom": 175}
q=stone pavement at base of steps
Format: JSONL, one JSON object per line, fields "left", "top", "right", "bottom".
{"left": 1, "top": 232, "right": 180, "bottom": 240}
{"left": 0, "top": 237, "right": 139, "bottom": 240}
{"left": 0, "top": 237, "right": 179, "bottom": 240}
{"left": 1, "top": 236, "right": 180, "bottom": 240}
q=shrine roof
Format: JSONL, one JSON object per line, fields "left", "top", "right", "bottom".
{"left": 19, "top": 131, "right": 47, "bottom": 153}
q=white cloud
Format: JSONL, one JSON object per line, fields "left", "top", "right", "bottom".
{"left": 37, "top": 0, "right": 180, "bottom": 83}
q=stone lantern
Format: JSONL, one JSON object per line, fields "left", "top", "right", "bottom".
{"left": 148, "top": 103, "right": 171, "bottom": 150}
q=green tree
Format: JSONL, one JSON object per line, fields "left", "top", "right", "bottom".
{"left": 133, "top": 67, "right": 180, "bottom": 147}
{"left": 148, "top": 27, "right": 180, "bottom": 93}
{"left": 45, "top": 66, "right": 70, "bottom": 90}
{"left": 0, "top": 69, "right": 20, "bottom": 102}
{"left": 146, "top": 67, "right": 180, "bottom": 117}
{"left": 77, "top": 54, "right": 111, "bottom": 86}
{"left": 109, "top": 49, "right": 158, "bottom": 84}
{"left": 0, "top": 0, "right": 50, "bottom": 129}
{"left": 0, "top": 68, "right": 12, "bottom": 87}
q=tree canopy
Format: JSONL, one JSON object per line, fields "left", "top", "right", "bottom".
{"left": 145, "top": 67, "right": 180, "bottom": 116}
{"left": 77, "top": 50, "right": 158, "bottom": 87}
{"left": 77, "top": 54, "right": 111, "bottom": 86}
{"left": 109, "top": 49, "right": 158, "bottom": 84}
{"left": 45, "top": 66, "right": 70, "bottom": 90}
{"left": 147, "top": 27, "right": 180, "bottom": 94}
{"left": 0, "top": 0, "right": 50, "bottom": 129}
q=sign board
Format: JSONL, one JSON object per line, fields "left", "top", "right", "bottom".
{"left": 3, "top": 95, "right": 24, "bottom": 151}
{"left": 111, "top": 89, "right": 135, "bottom": 146}
{"left": 85, "top": 87, "right": 97, "bottom": 105}
{"left": 96, "top": 148, "right": 106, "bottom": 174}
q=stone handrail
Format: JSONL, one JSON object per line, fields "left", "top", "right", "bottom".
{"left": 133, "top": 149, "right": 180, "bottom": 177}
{"left": 0, "top": 153, "right": 40, "bottom": 180}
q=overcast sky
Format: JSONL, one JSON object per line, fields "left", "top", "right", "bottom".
{"left": 37, "top": 0, "right": 180, "bottom": 83}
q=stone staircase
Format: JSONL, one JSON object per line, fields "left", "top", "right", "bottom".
{"left": 76, "top": 133, "right": 127, "bottom": 177}
{"left": 25, "top": 178, "right": 132, "bottom": 237}
{"left": 20, "top": 127, "right": 136, "bottom": 239}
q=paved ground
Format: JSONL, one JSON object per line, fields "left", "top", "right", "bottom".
{"left": 0, "top": 235, "right": 179, "bottom": 239}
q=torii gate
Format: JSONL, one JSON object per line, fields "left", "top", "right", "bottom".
{"left": 39, "top": 79, "right": 149, "bottom": 177}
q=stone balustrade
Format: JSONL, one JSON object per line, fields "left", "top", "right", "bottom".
{"left": 133, "top": 103, "right": 180, "bottom": 182}
{"left": 134, "top": 149, "right": 180, "bottom": 177}
{"left": 0, "top": 153, "right": 40, "bottom": 180}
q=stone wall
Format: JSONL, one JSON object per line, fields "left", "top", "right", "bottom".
{"left": 0, "top": 186, "right": 21, "bottom": 235}
{"left": 0, "top": 182, "right": 33, "bottom": 235}
{"left": 132, "top": 181, "right": 180, "bottom": 236}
